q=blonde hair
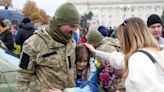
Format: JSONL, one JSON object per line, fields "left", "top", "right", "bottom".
{"left": 117, "top": 17, "right": 160, "bottom": 79}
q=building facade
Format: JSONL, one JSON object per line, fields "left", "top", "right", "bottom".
{"left": 68, "top": 0, "right": 164, "bottom": 28}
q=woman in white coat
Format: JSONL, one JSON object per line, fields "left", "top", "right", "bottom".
{"left": 85, "top": 17, "right": 164, "bottom": 92}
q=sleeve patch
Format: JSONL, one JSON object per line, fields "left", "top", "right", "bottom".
{"left": 19, "top": 52, "right": 30, "bottom": 70}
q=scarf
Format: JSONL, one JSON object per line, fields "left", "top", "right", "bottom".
{"left": 47, "top": 18, "right": 72, "bottom": 44}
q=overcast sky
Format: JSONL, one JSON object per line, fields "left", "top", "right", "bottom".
{"left": 12, "top": 0, "right": 67, "bottom": 16}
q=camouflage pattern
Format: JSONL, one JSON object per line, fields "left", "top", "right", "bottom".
{"left": 95, "top": 37, "right": 125, "bottom": 92}
{"left": 95, "top": 37, "right": 121, "bottom": 70}
{"left": 17, "top": 27, "right": 76, "bottom": 92}
{"left": 96, "top": 37, "right": 121, "bottom": 52}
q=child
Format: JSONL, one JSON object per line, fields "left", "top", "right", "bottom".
{"left": 10, "top": 24, "right": 21, "bottom": 56}
{"left": 49, "top": 45, "right": 99, "bottom": 92}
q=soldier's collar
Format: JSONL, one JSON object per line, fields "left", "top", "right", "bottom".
{"left": 37, "top": 28, "right": 65, "bottom": 49}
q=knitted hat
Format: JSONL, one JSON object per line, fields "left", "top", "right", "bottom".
{"left": 98, "top": 26, "right": 108, "bottom": 37}
{"left": 22, "top": 18, "right": 31, "bottom": 24}
{"left": 147, "top": 14, "right": 162, "bottom": 27}
{"left": 54, "top": 2, "right": 80, "bottom": 26}
{"left": 86, "top": 30, "right": 103, "bottom": 45}
{"left": 47, "top": 3, "right": 80, "bottom": 44}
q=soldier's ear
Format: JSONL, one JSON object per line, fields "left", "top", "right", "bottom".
{"left": 20, "top": 52, "right": 30, "bottom": 70}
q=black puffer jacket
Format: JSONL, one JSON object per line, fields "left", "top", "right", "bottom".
{"left": 15, "top": 23, "right": 36, "bottom": 50}
{"left": 0, "top": 29, "right": 14, "bottom": 51}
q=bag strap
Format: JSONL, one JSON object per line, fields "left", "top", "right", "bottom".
{"left": 137, "top": 50, "right": 156, "bottom": 63}
{"left": 138, "top": 49, "right": 164, "bottom": 72}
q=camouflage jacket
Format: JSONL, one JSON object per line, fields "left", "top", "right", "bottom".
{"left": 96, "top": 37, "right": 121, "bottom": 52}
{"left": 17, "top": 27, "right": 76, "bottom": 92}
{"left": 95, "top": 37, "right": 124, "bottom": 91}
{"left": 95, "top": 37, "right": 121, "bottom": 69}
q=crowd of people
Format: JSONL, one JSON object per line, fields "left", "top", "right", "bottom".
{"left": 0, "top": 17, "right": 36, "bottom": 57}
{"left": 0, "top": 2, "right": 164, "bottom": 92}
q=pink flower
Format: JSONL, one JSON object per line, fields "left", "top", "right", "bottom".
{"left": 102, "top": 60, "right": 109, "bottom": 67}
{"left": 99, "top": 72, "right": 110, "bottom": 85}
{"left": 109, "top": 66, "right": 113, "bottom": 72}
{"left": 99, "top": 60, "right": 123, "bottom": 89}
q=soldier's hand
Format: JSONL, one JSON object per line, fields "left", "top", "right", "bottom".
{"left": 49, "top": 88, "right": 62, "bottom": 92}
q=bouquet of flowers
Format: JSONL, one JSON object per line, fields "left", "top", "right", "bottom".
{"left": 98, "top": 60, "right": 123, "bottom": 91}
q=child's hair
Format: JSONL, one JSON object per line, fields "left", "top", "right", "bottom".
{"left": 75, "top": 44, "right": 90, "bottom": 81}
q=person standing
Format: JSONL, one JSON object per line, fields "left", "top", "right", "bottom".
{"left": 86, "top": 30, "right": 123, "bottom": 91}
{"left": 10, "top": 24, "right": 21, "bottom": 55}
{"left": 147, "top": 14, "right": 164, "bottom": 45}
{"left": 15, "top": 18, "right": 36, "bottom": 50}
{"left": 85, "top": 17, "right": 164, "bottom": 92}
{"left": 0, "top": 19, "right": 14, "bottom": 51}
{"left": 17, "top": 2, "right": 80, "bottom": 92}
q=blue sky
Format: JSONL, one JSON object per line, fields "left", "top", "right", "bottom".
{"left": 12, "top": 0, "right": 67, "bottom": 16}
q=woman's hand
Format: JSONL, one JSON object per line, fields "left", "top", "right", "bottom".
{"left": 49, "top": 88, "right": 62, "bottom": 92}
{"left": 84, "top": 43, "right": 96, "bottom": 54}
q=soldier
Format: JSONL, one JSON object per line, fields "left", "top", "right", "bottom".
{"left": 86, "top": 30, "right": 124, "bottom": 92}
{"left": 86, "top": 30, "right": 121, "bottom": 52}
{"left": 17, "top": 2, "right": 80, "bottom": 92}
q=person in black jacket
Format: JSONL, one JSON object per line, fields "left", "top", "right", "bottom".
{"left": 0, "top": 19, "right": 14, "bottom": 51}
{"left": 15, "top": 18, "right": 36, "bottom": 50}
